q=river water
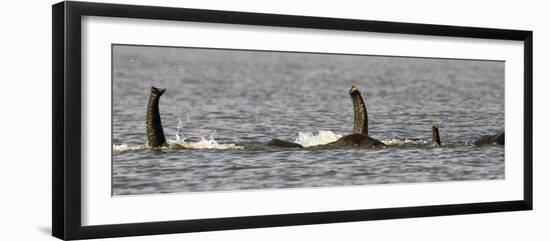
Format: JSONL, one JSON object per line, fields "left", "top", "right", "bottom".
{"left": 112, "top": 45, "right": 504, "bottom": 195}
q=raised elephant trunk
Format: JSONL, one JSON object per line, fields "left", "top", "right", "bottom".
{"left": 349, "top": 85, "right": 368, "bottom": 135}
{"left": 146, "top": 86, "right": 167, "bottom": 147}
{"left": 432, "top": 124, "right": 441, "bottom": 146}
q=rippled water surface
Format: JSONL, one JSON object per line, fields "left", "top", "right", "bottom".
{"left": 112, "top": 45, "right": 504, "bottom": 195}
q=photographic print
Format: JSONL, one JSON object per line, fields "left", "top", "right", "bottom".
{"left": 53, "top": 3, "right": 532, "bottom": 239}
{"left": 111, "top": 44, "right": 505, "bottom": 196}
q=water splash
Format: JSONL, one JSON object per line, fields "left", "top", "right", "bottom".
{"left": 168, "top": 138, "right": 241, "bottom": 150}
{"left": 380, "top": 138, "right": 476, "bottom": 148}
{"left": 294, "top": 130, "right": 343, "bottom": 147}
{"left": 114, "top": 123, "right": 242, "bottom": 153}
{"left": 160, "top": 96, "right": 187, "bottom": 140}
{"left": 113, "top": 136, "right": 242, "bottom": 153}
{"left": 168, "top": 130, "right": 241, "bottom": 150}
{"left": 175, "top": 117, "right": 184, "bottom": 140}
{"left": 113, "top": 144, "right": 149, "bottom": 153}
{"left": 381, "top": 138, "right": 430, "bottom": 146}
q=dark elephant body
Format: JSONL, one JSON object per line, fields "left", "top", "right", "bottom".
{"left": 266, "top": 139, "right": 303, "bottom": 148}
{"left": 329, "top": 133, "right": 385, "bottom": 147}
{"left": 474, "top": 132, "right": 504, "bottom": 146}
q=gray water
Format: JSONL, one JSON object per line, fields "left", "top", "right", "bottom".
{"left": 112, "top": 45, "right": 504, "bottom": 196}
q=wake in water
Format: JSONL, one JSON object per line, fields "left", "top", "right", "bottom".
{"left": 113, "top": 130, "right": 481, "bottom": 154}
{"left": 112, "top": 144, "right": 149, "bottom": 153}
{"left": 113, "top": 130, "right": 242, "bottom": 154}
{"left": 167, "top": 131, "right": 242, "bottom": 150}
{"left": 292, "top": 130, "right": 449, "bottom": 148}
{"left": 291, "top": 130, "right": 477, "bottom": 149}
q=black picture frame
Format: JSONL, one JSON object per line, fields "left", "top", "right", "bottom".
{"left": 52, "top": 1, "right": 533, "bottom": 240}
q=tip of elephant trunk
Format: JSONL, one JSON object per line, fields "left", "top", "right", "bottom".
{"left": 151, "top": 86, "right": 166, "bottom": 95}
{"left": 349, "top": 85, "right": 360, "bottom": 95}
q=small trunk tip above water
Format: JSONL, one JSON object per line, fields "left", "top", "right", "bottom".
{"left": 432, "top": 124, "right": 441, "bottom": 146}
{"left": 349, "top": 85, "right": 359, "bottom": 94}
{"left": 151, "top": 86, "right": 166, "bottom": 95}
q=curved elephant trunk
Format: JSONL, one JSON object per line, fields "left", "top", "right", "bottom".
{"left": 146, "top": 86, "right": 167, "bottom": 147}
{"left": 349, "top": 85, "right": 368, "bottom": 135}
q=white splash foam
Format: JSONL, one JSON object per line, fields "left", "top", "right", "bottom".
{"left": 113, "top": 131, "right": 241, "bottom": 153}
{"left": 294, "top": 130, "right": 343, "bottom": 147}
{"left": 168, "top": 131, "right": 242, "bottom": 150}
{"left": 381, "top": 138, "right": 430, "bottom": 146}
{"left": 175, "top": 117, "right": 184, "bottom": 140}
{"left": 112, "top": 144, "right": 149, "bottom": 153}
{"left": 168, "top": 137, "right": 242, "bottom": 150}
